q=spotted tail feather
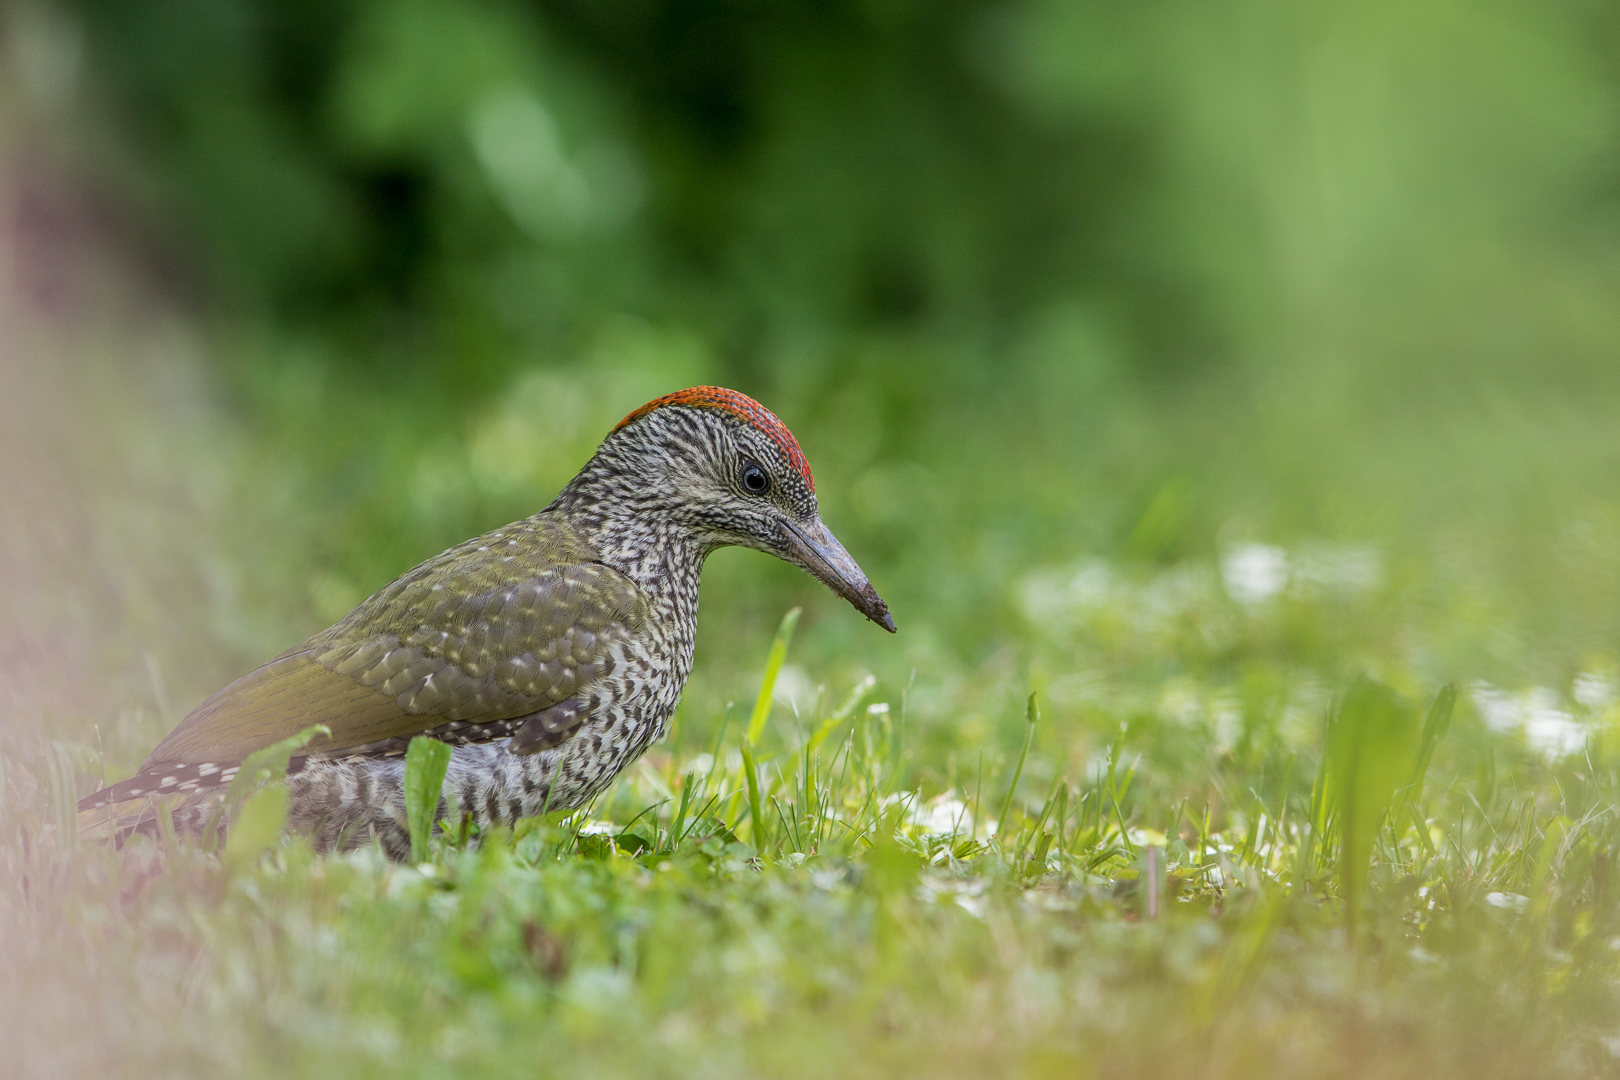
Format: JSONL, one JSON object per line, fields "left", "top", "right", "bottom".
{"left": 76, "top": 760, "right": 249, "bottom": 813}
{"left": 75, "top": 788, "right": 224, "bottom": 845}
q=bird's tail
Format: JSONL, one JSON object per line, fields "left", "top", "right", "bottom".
{"left": 75, "top": 789, "right": 224, "bottom": 846}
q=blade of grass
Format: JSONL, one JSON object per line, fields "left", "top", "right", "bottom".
{"left": 1051, "top": 780, "right": 1069, "bottom": 855}
{"left": 157, "top": 797, "right": 181, "bottom": 856}
{"left": 668, "top": 771, "right": 697, "bottom": 853}
{"left": 890, "top": 674, "right": 914, "bottom": 795}
{"left": 747, "top": 607, "right": 801, "bottom": 745}
{"left": 1067, "top": 791, "right": 1095, "bottom": 857}
{"left": 615, "top": 799, "right": 668, "bottom": 852}
{"left": 808, "top": 674, "right": 876, "bottom": 753}
{"left": 405, "top": 736, "right": 453, "bottom": 864}
{"left": 995, "top": 693, "right": 1040, "bottom": 843}
{"left": 1112, "top": 784, "right": 1137, "bottom": 857}
{"left": 772, "top": 796, "right": 800, "bottom": 853}
{"left": 1017, "top": 779, "right": 1063, "bottom": 865}
{"left": 742, "top": 740, "right": 766, "bottom": 850}
{"left": 971, "top": 751, "right": 985, "bottom": 842}
{"left": 826, "top": 734, "right": 856, "bottom": 848}
{"left": 1395, "top": 685, "right": 1457, "bottom": 834}
{"left": 705, "top": 703, "right": 733, "bottom": 787}
{"left": 46, "top": 741, "right": 77, "bottom": 855}
{"left": 677, "top": 792, "right": 722, "bottom": 848}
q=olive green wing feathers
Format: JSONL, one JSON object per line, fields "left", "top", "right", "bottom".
{"left": 140, "top": 517, "right": 647, "bottom": 771}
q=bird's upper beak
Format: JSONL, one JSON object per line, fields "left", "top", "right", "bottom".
{"left": 781, "top": 517, "right": 896, "bottom": 632}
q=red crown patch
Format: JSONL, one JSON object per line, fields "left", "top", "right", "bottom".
{"left": 615, "top": 386, "right": 814, "bottom": 493}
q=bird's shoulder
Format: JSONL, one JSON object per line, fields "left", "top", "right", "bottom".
{"left": 317, "top": 514, "right": 647, "bottom": 648}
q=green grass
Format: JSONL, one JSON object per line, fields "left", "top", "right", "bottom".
{"left": 8, "top": 577, "right": 1620, "bottom": 1079}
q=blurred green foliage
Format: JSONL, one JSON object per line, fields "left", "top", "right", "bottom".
{"left": 67, "top": 0, "right": 1620, "bottom": 407}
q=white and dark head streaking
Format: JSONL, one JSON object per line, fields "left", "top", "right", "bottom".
{"left": 554, "top": 386, "right": 895, "bottom": 632}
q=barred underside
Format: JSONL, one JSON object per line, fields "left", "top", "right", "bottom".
{"left": 83, "top": 713, "right": 666, "bottom": 860}
{"left": 289, "top": 725, "right": 663, "bottom": 858}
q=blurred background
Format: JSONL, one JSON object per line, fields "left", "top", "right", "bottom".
{"left": 3, "top": 0, "right": 1620, "bottom": 800}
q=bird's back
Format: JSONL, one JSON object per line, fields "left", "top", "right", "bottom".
{"left": 79, "top": 512, "right": 649, "bottom": 816}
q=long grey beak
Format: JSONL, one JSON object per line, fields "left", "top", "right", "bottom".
{"left": 782, "top": 518, "right": 897, "bottom": 633}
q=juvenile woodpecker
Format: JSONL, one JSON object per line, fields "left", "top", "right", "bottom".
{"left": 78, "top": 387, "right": 894, "bottom": 857}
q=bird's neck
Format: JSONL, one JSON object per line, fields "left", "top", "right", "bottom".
{"left": 583, "top": 512, "right": 710, "bottom": 603}
{"left": 548, "top": 462, "right": 715, "bottom": 633}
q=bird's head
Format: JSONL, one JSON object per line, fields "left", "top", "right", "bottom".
{"left": 560, "top": 386, "right": 895, "bottom": 632}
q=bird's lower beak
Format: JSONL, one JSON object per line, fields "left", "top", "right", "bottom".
{"left": 782, "top": 518, "right": 896, "bottom": 633}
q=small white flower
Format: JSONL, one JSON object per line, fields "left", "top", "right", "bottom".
{"left": 1221, "top": 544, "right": 1288, "bottom": 605}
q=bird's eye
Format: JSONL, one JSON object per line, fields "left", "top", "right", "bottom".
{"left": 741, "top": 463, "right": 770, "bottom": 495}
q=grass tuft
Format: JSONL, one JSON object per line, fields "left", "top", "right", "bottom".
{"left": 9, "top": 604, "right": 1620, "bottom": 1079}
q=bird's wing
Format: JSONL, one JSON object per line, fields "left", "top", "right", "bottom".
{"left": 138, "top": 516, "right": 648, "bottom": 772}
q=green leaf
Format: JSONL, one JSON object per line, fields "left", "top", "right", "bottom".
{"left": 1326, "top": 677, "right": 1420, "bottom": 938}
{"left": 405, "top": 736, "right": 453, "bottom": 864}
{"left": 685, "top": 816, "right": 740, "bottom": 846}
{"left": 202, "top": 723, "right": 331, "bottom": 851}
{"left": 223, "top": 724, "right": 332, "bottom": 807}
{"left": 575, "top": 833, "right": 614, "bottom": 861}
{"left": 224, "top": 784, "right": 289, "bottom": 872}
